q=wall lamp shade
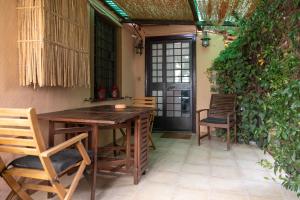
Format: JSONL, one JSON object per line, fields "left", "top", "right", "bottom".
{"left": 201, "top": 31, "right": 211, "bottom": 47}
{"left": 135, "top": 40, "right": 144, "bottom": 55}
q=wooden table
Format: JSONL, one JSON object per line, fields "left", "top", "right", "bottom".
{"left": 39, "top": 105, "right": 152, "bottom": 200}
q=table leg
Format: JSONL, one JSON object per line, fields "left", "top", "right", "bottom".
{"left": 90, "top": 124, "right": 98, "bottom": 200}
{"left": 133, "top": 117, "right": 140, "bottom": 185}
{"left": 126, "top": 120, "right": 131, "bottom": 171}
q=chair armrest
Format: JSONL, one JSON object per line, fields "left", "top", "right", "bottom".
{"left": 196, "top": 109, "right": 209, "bottom": 113}
{"left": 41, "top": 133, "right": 88, "bottom": 158}
{"left": 226, "top": 111, "right": 236, "bottom": 123}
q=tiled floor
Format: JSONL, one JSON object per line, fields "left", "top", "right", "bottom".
{"left": 33, "top": 133, "right": 299, "bottom": 200}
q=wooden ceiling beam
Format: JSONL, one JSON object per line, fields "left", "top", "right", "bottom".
{"left": 121, "top": 19, "right": 195, "bottom": 25}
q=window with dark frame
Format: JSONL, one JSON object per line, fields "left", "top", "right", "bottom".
{"left": 94, "top": 13, "right": 117, "bottom": 100}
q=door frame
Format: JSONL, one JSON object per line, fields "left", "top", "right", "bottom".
{"left": 145, "top": 34, "right": 196, "bottom": 133}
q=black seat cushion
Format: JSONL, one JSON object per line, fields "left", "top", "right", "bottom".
{"left": 201, "top": 117, "right": 228, "bottom": 124}
{"left": 9, "top": 149, "right": 90, "bottom": 174}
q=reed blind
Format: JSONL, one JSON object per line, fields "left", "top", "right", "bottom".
{"left": 17, "top": 0, "right": 90, "bottom": 87}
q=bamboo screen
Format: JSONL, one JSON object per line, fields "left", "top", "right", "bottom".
{"left": 17, "top": 0, "right": 90, "bottom": 87}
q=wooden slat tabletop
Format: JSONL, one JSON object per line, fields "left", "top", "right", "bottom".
{"left": 38, "top": 105, "right": 153, "bottom": 125}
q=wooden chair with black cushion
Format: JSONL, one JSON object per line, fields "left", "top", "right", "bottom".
{"left": 197, "top": 94, "right": 237, "bottom": 150}
{"left": 0, "top": 108, "right": 91, "bottom": 200}
{"left": 132, "top": 97, "right": 156, "bottom": 149}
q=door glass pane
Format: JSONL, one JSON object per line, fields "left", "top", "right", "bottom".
{"left": 182, "top": 63, "right": 189, "bottom": 69}
{"left": 167, "top": 78, "right": 173, "bottom": 82}
{"left": 182, "top": 70, "right": 190, "bottom": 76}
{"left": 174, "top": 49, "right": 181, "bottom": 55}
{"left": 182, "top": 55, "right": 189, "bottom": 62}
{"left": 157, "top": 57, "right": 162, "bottom": 63}
{"left": 175, "top": 56, "right": 181, "bottom": 62}
{"left": 157, "top": 50, "right": 163, "bottom": 56}
{"left": 167, "top": 56, "right": 173, "bottom": 62}
{"left": 182, "top": 77, "right": 189, "bottom": 82}
{"left": 182, "top": 42, "right": 189, "bottom": 48}
{"left": 182, "top": 49, "right": 189, "bottom": 55}
{"left": 166, "top": 49, "right": 173, "bottom": 55}
{"left": 167, "top": 63, "right": 173, "bottom": 69}
{"left": 174, "top": 42, "right": 181, "bottom": 48}
{"left": 166, "top": 43, "right": 173, "bottom": 49}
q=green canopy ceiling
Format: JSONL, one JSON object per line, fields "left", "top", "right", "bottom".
{"left": 101, "top": 0, "right": 258, "bottom": 27}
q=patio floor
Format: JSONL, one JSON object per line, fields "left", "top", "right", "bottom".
{"left": 34, "top": 133, "right": 298, "bottom": 200}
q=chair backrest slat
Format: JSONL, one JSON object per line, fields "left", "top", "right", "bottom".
{"left": 0, "top": 118, "right": 31, "bottom": 127}
{"left": 0, "top": 128, "right": 32, "bottom": 136}
{"left": 209, "top": 94, "right": 236, "bottom": 118}
{"left": 132, "top": 97, "right": 157, "bottom": 109}
{"left": 0, "top": 108, "right": 45, "bottom": 155}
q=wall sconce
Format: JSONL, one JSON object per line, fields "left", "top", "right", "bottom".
{"left": 135, "top": 40, "right": 144, "bottom": 55}
{"left": 201, "top": 31, "right": 211, "bottom": 47}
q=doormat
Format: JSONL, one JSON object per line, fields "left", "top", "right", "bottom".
{"left": 160, "top": 132, "right": 192, "bottom": 140}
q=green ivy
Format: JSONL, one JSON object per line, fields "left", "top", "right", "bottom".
{"left": 209, "top": 0, "right": 300, "bottom": 195}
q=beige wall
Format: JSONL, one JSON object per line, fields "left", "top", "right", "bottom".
{"left": 0, "top": 0, "right": 137, "bottom": 197}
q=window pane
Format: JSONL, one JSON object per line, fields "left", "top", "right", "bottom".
{"left": 167, "top": 63, "right": 173, "bottom": 69}
{"left": 167, "top": 56, "right": 174, "bottom": 62}
{"left": 167, "top": 104, "right": 173, "bottom": 110}
{"left": 166, "top": 43, "right": 173, "bottom": 49}
{"left": 152, "top": 50, "right": 157, "bottom": 56}
{"left": 157, "top": 50, "right": 163, "bottom": 56}
{"left": 182, "top": 55, "right": 189, "bottom": 62}
{"left": 157, "top": 64, "right": 162, "bottom": 70}
{"left": 152, "top": 57, "right": 157, "bottom": 63}
{"left": 182, "top": 77, "right": 189, "bottom": 82}
{"left": 182, "top": 70, "right": 190, "bottom": 76}
{"left": 182, "top": 42, "right": 189, "bottom": 48}
{"left": 167, "top": 70, "right": 173, "bottom": 76}
{"left": 175, "top": 56, "right": 181, "bottom": 62}
{"left": 157, "top": 57, "right": 162, "bottom": 63}
{"left": 174, "top": 49, "right": 181, "bottom": 55}
{"left": 175, "top": 77, "right": 181, "bottom": 82}
{"left": 167, "top": 77, "right": 173, "bottom": 82}
{"left": 182, "top": 49, "right": 189, "bottom": 55}
{"left": 182, "top": 63, "right": 189, "bottom": 69}
{"left": 166, "top": 49, "right": 173, "bottom": 56}
{"left": 174, "top": 42, "right": 181, "bottom": 48}
{"left": 175, "top": 63, "right": 181, "bottom": 69}
{"left": 167, "top": 111, "right": 173, "bottom": 117}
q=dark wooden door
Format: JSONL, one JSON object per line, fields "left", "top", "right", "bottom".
{"left": 146, "top": 35, "right": 196, "bottom": 132}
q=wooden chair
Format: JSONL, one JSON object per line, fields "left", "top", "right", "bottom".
{"left": 0, "top": 108, "right": 91, "bottom": 200}
{"left": 197, "top": 94, "right": 237, "bottom": 150}
{"left": 132, "top": 97, "right": 156, "bottom": 149}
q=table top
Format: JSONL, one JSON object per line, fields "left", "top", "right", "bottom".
{"left": 38, "top": 105, "right": 153, "bottom": 125}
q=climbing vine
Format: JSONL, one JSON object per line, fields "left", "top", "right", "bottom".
{"left": 209, "top": 0, "right": 300, "bottom": 195}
